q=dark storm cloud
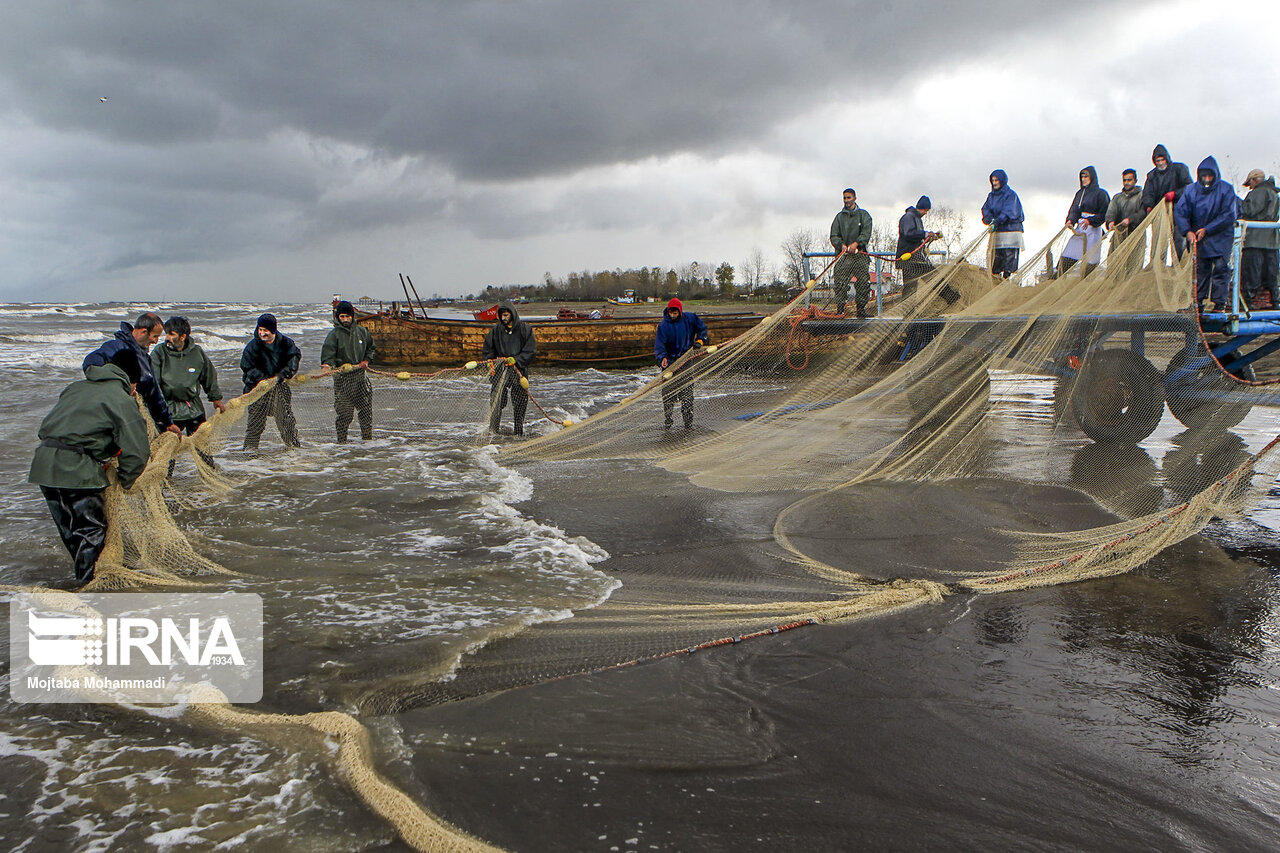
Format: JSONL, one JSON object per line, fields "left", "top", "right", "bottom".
{"left": 2, "top": 1, "right": 1121, "bottom": 181}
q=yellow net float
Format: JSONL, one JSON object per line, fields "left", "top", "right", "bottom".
{"left": 464, "top": 361, "right": 478, "bottom": 370}
{"left": 396, "top": 371, "right": 412, "bottom": 381}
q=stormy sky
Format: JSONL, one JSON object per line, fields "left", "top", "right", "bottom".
{"left": 2, "top": 0, "right": 1276, "bottom": 302}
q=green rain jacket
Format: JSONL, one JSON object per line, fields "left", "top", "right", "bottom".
{"left": 151, "top": 339, "right": 222, "bottom": 422}
{"left": 28, "top": 364, "right": 150, "bottom": 490}
{"left": 830, "top": 205, "right": 874, "bottom": 251}
{"left": 320, "top": 319, "right": 377, "bottom": 368}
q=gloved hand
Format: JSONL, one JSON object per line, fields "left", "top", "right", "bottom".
{"left": 1164, "top": 191, "right": 1176, "bottom": 202}
{"left": 692, "top": 339, "right": 704, "bottom": 348}
{"left": 505, "top": 356, "right": 516, "bottom": 366}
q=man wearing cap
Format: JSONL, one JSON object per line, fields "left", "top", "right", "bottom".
{"left": 896, "top": 195, "right": 940, "bottom": 299}
{"left": 654, "top": 297, "right": 709, "bottom": 430}
{"left": 830, "top": 188, "right": 874, "bottom": 317}
{"left": 239, "top": 313, "right": 302, "bottom": 451}
{"left": 29, "top": 349, "right": 151, "bottom": 585}
{"left": 1240, "top": 169, "right": 1279, "bottom": 309}
{"left": 82, "top": 311, "right": 182, "bottom": 435}
{"left": 321, "top": 300, "right": 377, "bottom": 442}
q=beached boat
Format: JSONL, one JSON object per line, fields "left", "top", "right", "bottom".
{"left": 357, "top": 308, "right": 766, "bottom": 368}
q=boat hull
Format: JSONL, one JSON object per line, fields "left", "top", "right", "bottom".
{"left": 357, "top": 312, "right": 766, "bottom": 368}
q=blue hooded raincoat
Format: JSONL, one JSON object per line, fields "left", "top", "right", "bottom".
{"left": 1174, "top": 157, "right": 1241, "bottom": 259}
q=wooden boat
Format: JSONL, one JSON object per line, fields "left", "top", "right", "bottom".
{"left": 473, "top": 304, "right": 500, "bottom": 322}
{"left": 357, "top": 308, "right": 767, "bottom": 368}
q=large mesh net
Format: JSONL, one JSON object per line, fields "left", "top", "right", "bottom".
{"left": 16, "top": 202, "right": 1280, "bottom": 851}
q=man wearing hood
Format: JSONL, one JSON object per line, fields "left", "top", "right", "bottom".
{"left": 321, "top": 300, "right": 377, "bottom": 442}
{"left": 1059, "top": 166, "right": 1111, "bottom": 275}
{"left": 153, "top": 315, "right": 224, "bottom": 472}
{"left": 1105, "top": 169, "right": 1147, "bottom": 276}
{"left": 82, "top": 311, "right": 182, "bottom": 435}
{"left": 896, "top": 195, "right": 940, "bottom": 298}
{"left": 830, "top": 188, "right": 874, "bottom": 317}
{"left": 1174, "top": 157, "right": 1241, "bottom": 310}
{"left": 1240, "top": 169, "right": 1279, "bottom": 308}
{"left": 481, "top": 302, "right": 537, "bottom": 435}
{"left": 29, "top": 349, "right": 150, "bottom": 585}
{"left": 653, "top": 297, "right": 709, "bottom": 429}
{"left": 1141, "top": 144, "right": 1193, "bottom": 257}
{"left": 981, "top": 170, "right": 1024, "bottom": 278}
{"left": 240, "top": 313, "right": 302, "bottom": 450}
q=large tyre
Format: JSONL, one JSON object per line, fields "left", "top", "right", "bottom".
{"left": 1069, "top": 349, "right": 1164, "bottom": 444}
{"left": 1164, "top": 350, "right": 1255, "bottom": 431}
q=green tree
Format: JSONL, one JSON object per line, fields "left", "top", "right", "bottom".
{"left": 715, "top": 262, "right": 735, "bottom": 297}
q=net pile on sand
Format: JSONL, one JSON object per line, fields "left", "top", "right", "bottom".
{"left": 25, "top": 202, "right": 1280, "bottom": 852}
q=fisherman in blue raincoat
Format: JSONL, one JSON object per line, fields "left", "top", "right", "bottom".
{"left": 654, "top": 297, "right": 709, "bottom": 429}
{"left": 1174, "top": 156, "right": 1241, "bottom": 310}
{"left": 981, "top": 170, "right": 1025, "bottom": 278}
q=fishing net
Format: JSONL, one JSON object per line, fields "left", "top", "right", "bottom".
{"left": 22, "top": 203, "right": 1280, "bottom": 852}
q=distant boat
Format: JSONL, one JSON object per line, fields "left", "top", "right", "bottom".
{"left": 357, "top": 307, "right": 766, "bottom": 368}
{"left": 473, "top": 304, "right": 500, "bottom": 322}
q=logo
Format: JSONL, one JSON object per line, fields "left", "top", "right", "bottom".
{"left": 10, "top": 592, "right": 262, "bottom": 704}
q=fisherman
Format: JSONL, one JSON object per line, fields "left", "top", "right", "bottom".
{"left": 1240, "top": 169, "right": 1280, "bottom": 309}
{"left": 981, "top": 170, "right": 1025, "bottom": 278}
{"left": 830, "top": 188, "right": 874, "bottom": 317}
{"left": 654, "top": 297, "right": 709, "bottom": 430}
{"left": 481, "top": 301, "right": 537, "bottom": 436}
{"left": 320, "top": 300, "right": 377, "bottom": 442}
{"left": 28, "top": 349, "right": 150, "bottom": 585}
{"left": 1141, "top": 144, "right": 1193, "bottom": 257}
{"left": 152, "top": 316, "right": 225, "bottom": 471}
{"left": 896, "top": 195, "right": 940, "bottom": 299}
{"left": 1059, "top": 166, "right": 1110, "bottom": 276}
{"left": 82, "top": 311, "right": 182, "bottom": 435}
{"left": 1105, "top": 169, "right": 1147, "bottom": 276}
{"left": 1174, "top": 156, "right": 1241, "bottom": 311}
{"left": 240, "top": 313, "right": 302, "bottom": 451}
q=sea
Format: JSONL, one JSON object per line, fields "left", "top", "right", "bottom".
{"left": 1, "top": 301, "right": 1279, "bottom": 852}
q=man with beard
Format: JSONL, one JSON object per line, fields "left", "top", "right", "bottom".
{"left": 481, "top": 302, "right": 537, "bottom": 436}
{"left": 321, "top": 300, "right": 377, "bottom": 442}
{"left": 1240, "top": 169, "right": 1279, "bottom": 309}
{"left": 1174, "top": 156, "right": 1241, "bottom": 311}
{"left": 240, "top": 313, "right": 302, "bottom": 451}
{"left": 1141, "top": 144, "right": 1194, "bottom": 257}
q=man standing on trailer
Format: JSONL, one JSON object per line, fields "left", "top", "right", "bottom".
{"left": 896, "top": 195, "right": 940, "bottom": 299}
{"left": 1174, "top": 156, "right": 1241, "bottom": 311}
{"left": 830, "top": 188, "right": 874, "bottom": 318}
{"left": 1240, "top": 169, "right": 1279, "bottom": 309}
{"left": 982, "top": 169, "right": 1025, "bottom": 278}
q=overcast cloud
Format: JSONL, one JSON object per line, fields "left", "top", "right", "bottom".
{"left": 2, "top": 0, "right": 1277, "bottom": 302}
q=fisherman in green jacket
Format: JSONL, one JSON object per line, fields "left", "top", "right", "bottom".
{"left": 830, "top": 188, "right": 874, "bottom": 318}
{"left": 152, "top": 315, "right": 225, "bottom": 471}
{"left": 28, "top": 349, "right": 151, "bottom": 585}
{"left": 320, "top": 300, "right": 377, "bottom": 442}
